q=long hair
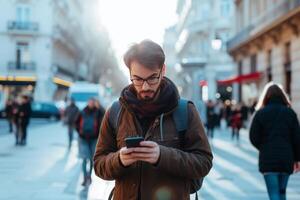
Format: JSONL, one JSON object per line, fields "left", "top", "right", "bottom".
{"left": 255, "top": 82, "right": 291, "bottom": 110}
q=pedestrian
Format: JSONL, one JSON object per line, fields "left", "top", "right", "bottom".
{"left": 4, "top": 99, "right": 14, "bottom": 133}
{"left": 76, "top": 98, "right": 103, "bottom": 187}
{"left": 93, "top": 40, "right": 213, "bottom": 200}
{"left": 206, "top": 100, "right": 216, "bottom": 139}
{"left": 64, "top": 99, "right": 79, "bottom": 149}
{"left": 94, "top": 99, "right": 106, "bottom": 120}
{"left": 17, "top": 95, "right": 32, "bottom": 145}
{"left": 249, "top": 82, "right": 300, "bottom": 200}
{"left": 240, "top": 101, "right": 249, "bottom": 128}
{"left": 230, "top": 106, "right": 242, "bottom": 142}
{"left": 12, "top": 98, "right": 21, "bottom": 145}
{"left": 224, "top": 102, "right": 232, "bottom": 128}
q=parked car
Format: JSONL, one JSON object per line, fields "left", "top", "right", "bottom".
{"left": 31, "top": 102, "right": 60, "bottom": 121}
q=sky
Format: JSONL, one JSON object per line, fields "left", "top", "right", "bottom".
{"left": 98, "top": 0, "right": 178, "bottom": 74}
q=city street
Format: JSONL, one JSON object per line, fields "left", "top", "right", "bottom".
{"left": 0, "top": 120, "right": 299, "bottom": 200}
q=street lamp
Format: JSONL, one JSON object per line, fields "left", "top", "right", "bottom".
{"left": 211, "top": 35, "right": 222, "bottom": 50}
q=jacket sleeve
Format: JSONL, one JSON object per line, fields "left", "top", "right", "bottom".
{"left": 93, "top": 108, "right": 129, "bottom": 180}
{"left": 249, "top": 112, "right": 262, "bottom": 150}
{"left": 291, "top": 111, "right": 300, "bottom": 161}
{"left": 156, "top": 103, "right": 213, "bottom": 179}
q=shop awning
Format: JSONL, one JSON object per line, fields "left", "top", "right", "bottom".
{"left": 0, "top": 76, "right": 36, "bottom": 86}
{"left": 199, "top": 80, "right": 207, "bottom": 87}
{"left": 53, "top": 77, "right": 73, "bottom": 88}
{"left": 217, "top": 72, "right": 263, "bottom": 85}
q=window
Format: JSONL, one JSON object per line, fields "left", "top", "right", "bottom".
{"left": 16, "top": 4, "right": 31, "bottom": 23}
{"left": 250, "top": 54, "right": 257, "bottom": 73}
{"left": 16, "top": 42, "right": 30, "bottom": 69}
{"left": 220, "top": 0, "right": 231, "bottom": 17}
{"left": 266, "top": 50, "right": 272, "bottom": 81}
{"left": 201, "top": 4, "right": 210, "bottom": 19}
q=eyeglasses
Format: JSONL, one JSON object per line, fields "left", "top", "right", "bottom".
{"left": 130, "top": 70, "right": 162, "bottom": 86}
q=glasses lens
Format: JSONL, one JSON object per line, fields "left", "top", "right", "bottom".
{"left": 132, "top": 79, "right": 143, "bottom": 86}
{"left": 147, "top": 77, "right": 159, "bottom": 85}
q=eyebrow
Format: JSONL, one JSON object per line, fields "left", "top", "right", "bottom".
{"left": 132, "top": 72, "right": 159, "bottom": 79}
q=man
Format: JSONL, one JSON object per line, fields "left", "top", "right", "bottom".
{"left": 76, "top": 98, "right": 104, "bottom": 186}
{"left": 18, "top": 95, "right": 32, "bottom": 145}
{"left": 94, "top": 40, "right": 213, "bottom": 200}
{"left": 4, "top": 99, "right": 14, "bottom": 133}
{"left": 64, "top": 99, "right": 79, "bottom": 149}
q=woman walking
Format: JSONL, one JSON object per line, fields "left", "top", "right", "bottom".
{"left": 249, "top": 82, "right": 300, "bottom": 200}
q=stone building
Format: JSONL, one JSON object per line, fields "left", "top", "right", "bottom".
{"left": 228, "top": 0, "right": 300, "bottom": 115}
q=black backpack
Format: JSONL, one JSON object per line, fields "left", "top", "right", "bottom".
{"left": 108, "top": 99, "right": 203, "bottom": 199}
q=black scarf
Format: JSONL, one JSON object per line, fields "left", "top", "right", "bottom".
{"left": 120, "top": 77, "right": 179, "bottom": 118}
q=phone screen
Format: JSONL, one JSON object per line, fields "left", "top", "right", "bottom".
{"left": 125, "top": 136, "right": 144, "bottom": 148}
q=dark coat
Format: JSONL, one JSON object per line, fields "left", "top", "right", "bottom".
{"left": 18, "top": 102, "right": 32, "bottom": 125}
{"left": 249, "top": 100, "right": 300, "bottom": 174}
{"left": 94, "top": 101, "right": 213, "bottom": 200}
{"left": 75, "top": 106, "right": 104, "bottom": 140}
{"left": 64, "top": 104, "right": 79, "bottom": 125}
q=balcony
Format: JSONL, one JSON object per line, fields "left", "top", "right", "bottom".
{"left": 7, "top": 21, "right": 39, "bottom": 35}
{"left": 227, "top": 0, "right": 300, "bottom": 51}
{"left": 7, "top": 61, "right": 36, "bottom": 71}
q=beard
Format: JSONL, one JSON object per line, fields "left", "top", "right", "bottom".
{"left": 138, "top": 90, "right": 156, "bottom": 102}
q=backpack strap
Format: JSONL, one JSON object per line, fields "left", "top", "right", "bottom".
{"left": 173, "top": 98, "right": 189, "bottom": 133}
{"left": 108, "top": 101, "right": 121, "bottom": 132}
{"left": 173, "top": 98, "right": 189, "bottom": 148}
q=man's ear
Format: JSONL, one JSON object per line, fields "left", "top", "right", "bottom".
{"left": 162, "top": 64, "right": 166, "bottom": 76}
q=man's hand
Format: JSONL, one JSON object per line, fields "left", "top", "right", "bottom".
{"left": 119, "top": 147, "right": 137, "bottom": 167}
{"left": 131, "top": 141, "right": 160, "bottom": 165}
{"left": 119, "top": 141, "right": 160, "bottom": 167}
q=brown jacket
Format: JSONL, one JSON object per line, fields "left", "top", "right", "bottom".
{"left": 94, "top": 101, "right": 213, "bottom": 200}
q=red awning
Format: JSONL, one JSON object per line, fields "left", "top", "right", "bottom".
{"left": 217, "top": 72, "right": 263, "bottom": 85}
{"left": 199, "top": 80, "right": 207, "bottom": 86}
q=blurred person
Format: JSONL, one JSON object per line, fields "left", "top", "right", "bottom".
{"left": 214, "top": 100, "right": 222, "bottom": 129}
{"left": 230, "top": 105, "right": 242, "bottom": 142}
{"left": 76, "top": 98, "right": 102, "bottom": 186}
{"left": 64, "top": 99, "right": 79, "bottom": 149}
{"left": 18, "top": 95, "right": 32, "bottom": 145}
{"left": 94, "top": 99, "right": 106, "bottom": 120}
{"left": 224, "top": 101, "right": 232, "bottom": 128}
{"left": 206, "top": 100, "right": 216, "bottom": 139}
{"left": 4, "top": 99, "right": 14, "bottom": 133}
{"left": 93, "top": 40, "right": 213, "bottom": 200}
{"left": 12, "top": 98, "right": 21, "bottom": 145}
{"left": 250, "top": 82, "right": 300, "bottom": 200}
{"left": 240, "top": 101, "right": 249, "bottom": 128}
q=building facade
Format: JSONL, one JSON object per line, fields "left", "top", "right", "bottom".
{"left": 164, "top": 0, "right": 236, "bottom": 106}
{"left": 228, "top": 0, "right": 300, "bottom": 115}
{"left": 0, "top": 0, "right": 123, "bottom": 105}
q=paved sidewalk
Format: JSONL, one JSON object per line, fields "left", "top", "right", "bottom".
{"left": 0, "top": 122, "right": 299, "bottom": 200}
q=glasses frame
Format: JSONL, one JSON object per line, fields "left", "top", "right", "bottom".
{"left": 130, "top": 68, "right": 162, "bottom": 86}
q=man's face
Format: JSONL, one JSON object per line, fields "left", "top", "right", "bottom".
{"left": 87, "top": 99, "right": 95, "bottom": 108}
{"left": 130, "top": 60, "right": 165, "bottom": 101}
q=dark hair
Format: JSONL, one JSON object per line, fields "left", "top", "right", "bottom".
{"left": 123, "top": 39, "right": 165, "bottom": 70}
{"left": 256, "top": 82, "right": 291, "bottom": 110}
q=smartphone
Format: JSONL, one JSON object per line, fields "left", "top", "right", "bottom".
{"left": 125, "top": 136, "right": 144, "bottom": 148}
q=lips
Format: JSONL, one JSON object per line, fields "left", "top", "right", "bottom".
{"left": 141, "top": 91, "right": 154, "bottom": 96}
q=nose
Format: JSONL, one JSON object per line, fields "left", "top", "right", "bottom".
{"left": 141, "top": 80, "right": 151, "bottom": 90}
